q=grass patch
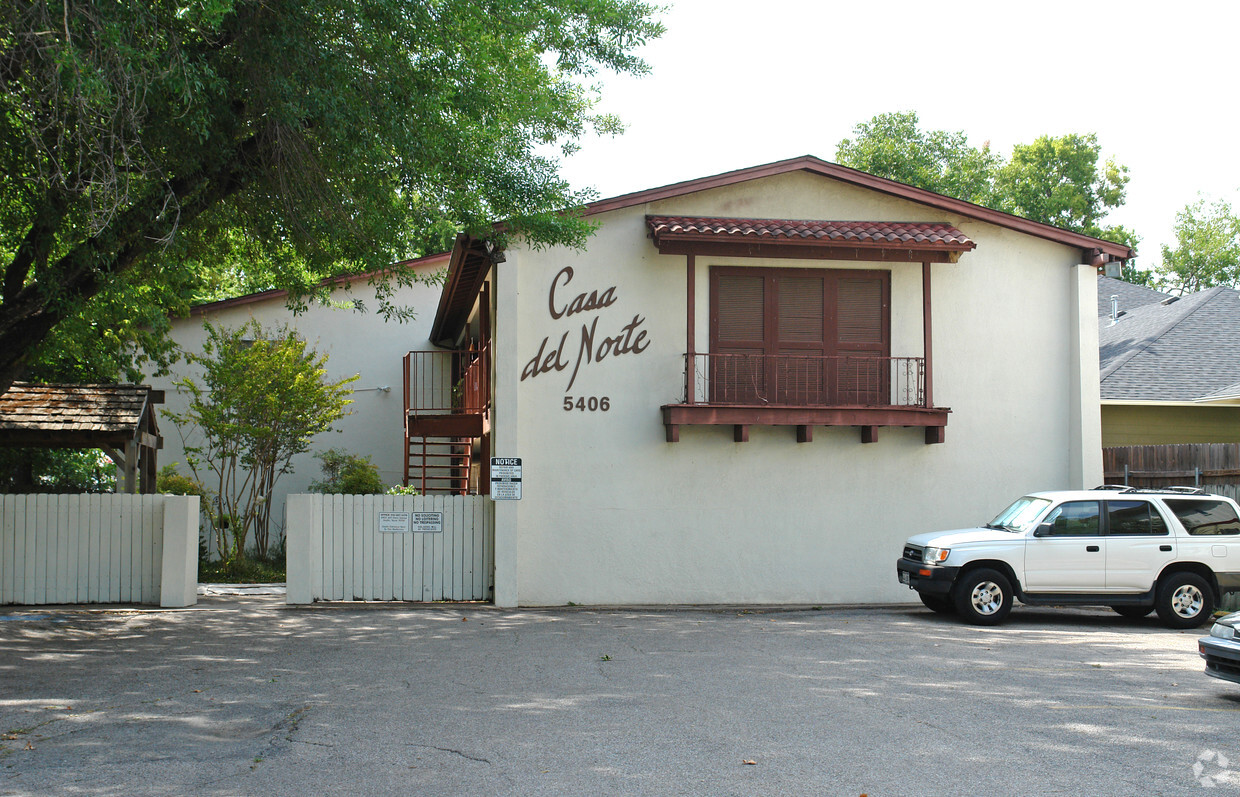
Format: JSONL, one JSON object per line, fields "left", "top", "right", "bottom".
{"left": 198, "top": 554, "right": 286, "bottom": 583}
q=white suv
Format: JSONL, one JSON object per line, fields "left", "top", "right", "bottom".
{"left": 896, "top": 486, "right": 1240, "bottom": 627}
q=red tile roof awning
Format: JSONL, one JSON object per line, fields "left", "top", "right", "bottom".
{"left": 646, "top": 216, "right": 976, "bottom": 263}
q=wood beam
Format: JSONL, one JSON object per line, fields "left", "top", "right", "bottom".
{"left": 686, "top": 254, "right": 696, "bottom": 403}
{"left": 861, "top": 426, "right": 879, "bottom": 444}
{"left": 923, "top": 261, "right": 934, "bottom": 408}
{"left": 796, "top": 425, "right": 812, "bottom": 443}
{"left": 734, "top": 425, "right": 749, "bottom": 443}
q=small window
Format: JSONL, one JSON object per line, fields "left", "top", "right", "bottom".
{"left": 1106, "top": 501, "right": 1168, "bottom": 536}
{"left": 1044, "top": 501, "right": 1101, "bottom": 536}
{"left": 1164, "top": 499, "right": 1240, "bottom": 536}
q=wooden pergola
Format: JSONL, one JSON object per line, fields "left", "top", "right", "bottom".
{"left": 0, "top": 383, "right": 164, "bottom": 493}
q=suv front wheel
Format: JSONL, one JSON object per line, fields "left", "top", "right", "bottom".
{"left": 953, "top": 568, "right": 1013, "bottom": 625}
{"left": 1155, "top": 572, "right": 1215, "bottom": 629}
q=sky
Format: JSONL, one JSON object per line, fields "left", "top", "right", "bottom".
{"left": 555, "top": 0, "right": 1240, "bottom": 269}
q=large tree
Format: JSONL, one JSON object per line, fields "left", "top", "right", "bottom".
{"left": 835, "top": 111, "right": 999, "bottom": 206}
{"left": 1159, "top": 196, "right": 1240, "bottom": 294}
{"left": 835, "top": 112, "right": 1136, "bottom": 252}
{"left": 0, "top": 0, "right": 663, "bottom": 393}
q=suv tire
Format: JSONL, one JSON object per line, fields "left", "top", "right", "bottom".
{"left": 1154, "top": 572, "right": 1215, "bottom": 629}
{"left": 1111, "top": 605, "right": 1152, "bottom": 619}
{"left": 953, "top": 568, "right": 1013, "bottom": 625}
{"left": 919, "top": 593, "right": 956, "bottom": 615}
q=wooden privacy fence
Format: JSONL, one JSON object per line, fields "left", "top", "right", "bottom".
{"left": 1, "top": 494, "right": 199, "bottom": 607}
{"left": 1103, "top": 444, "right": 1240, "bottom": 488}
{"left": 285, "top": 494, "right": 493, "bottom": 603}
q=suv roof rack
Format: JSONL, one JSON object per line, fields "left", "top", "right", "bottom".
{"left": 1091, "top": 485, "right": 1209, "bottom": 496}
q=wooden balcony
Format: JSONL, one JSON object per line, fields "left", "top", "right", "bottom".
{"left": 661, "top": 353, "right": 949, "bottom": 444}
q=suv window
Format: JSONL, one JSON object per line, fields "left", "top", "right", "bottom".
{"left": 1164, "top": 499, "right": 1240, "bottom": 536}
{"left": 1106, "top": 500, "right": 1168, "bottom": 536}
{"left": 1043, "top": 501, "right": 1101, "bottom": 536}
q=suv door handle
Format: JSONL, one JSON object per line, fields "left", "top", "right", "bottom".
{"left": 1160, "top": 545, "right": 1172, "bottom": 552}
{"left": 1086, "top": 545, "right": 1100, "bottom": 552}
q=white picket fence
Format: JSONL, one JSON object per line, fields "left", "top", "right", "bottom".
{"left": 285, "top": 494, "right": 493, "bottom": 603}
{"left": 0, "top": 494, "right": 199, "bottom": 607}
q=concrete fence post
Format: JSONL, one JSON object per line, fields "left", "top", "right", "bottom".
{"left": 286, "top": 494, "right": 313, "bottom": 604}
{"left": 159, "top": 495, "right": 199, "bottom": 608}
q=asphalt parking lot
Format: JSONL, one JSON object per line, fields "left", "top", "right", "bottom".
{"left": 2, "top": 597, "right": 1238, "bottom": 796}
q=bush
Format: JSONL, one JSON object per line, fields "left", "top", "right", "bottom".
{"left": 308, "top": 449, "right": 384, "bottom": 494}
{"left": 386, "top": 484, "right": 419, "bottom": 496}
{"left": 156, "top": 464, "right": 209, "bottom": 498}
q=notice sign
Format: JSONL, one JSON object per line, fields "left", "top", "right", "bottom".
{"left": 412, "top": 512, "right": 443, "bottom": 533}
{"left": 490, "top": 457, "right": 522, "bottom": 501}
{"left": 378, "top": 512, "right": 412, "bottom": 533}
{"left": 378, "top": 512, "right": 444, "bottom": 533}
{"left": 378, "top": 512, "right": 443, "bottom": 533}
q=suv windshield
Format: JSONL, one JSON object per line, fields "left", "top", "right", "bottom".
{"left": 988, "top": 496, "right": 1052, "bottom": 532}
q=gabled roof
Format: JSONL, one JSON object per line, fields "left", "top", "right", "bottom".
{"left": 0, "top": 383, "right": 163, "bottom": 447}
{"left": 1097, "top": 275, "right": 1170, "bottom": 318}
{"left": 590, "top": 156, "right": 1133, "bottom": 264}
{"left": 1099, "top": 286, "right": 1240, "bottom": 402}
{"left": 189, "top": 252, "right": 450, "bottom": 316}
{"left": 431, "top": 156, "right": 1136, "bottom": 344}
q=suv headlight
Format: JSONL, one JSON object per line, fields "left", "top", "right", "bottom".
{"left": 1210, "top": 623, "right": 1236, "bottom": 640}
{"left": 922, "top": 547, "right": 950, "bottom": 565}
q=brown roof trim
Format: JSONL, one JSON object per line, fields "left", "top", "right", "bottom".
{"left": 428, "top": 235, "right": 497, "bottom": 347}
{"left": 189, "top": 252, "right": 451, "bottom": 316}
{"left": 588, "top": 155, "right": 1133, "bottom": 262}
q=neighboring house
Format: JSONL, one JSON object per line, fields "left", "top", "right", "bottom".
{"left": 152, "top": 256, "right": 449, "bottom": 534}
{"left": 1099, "top": 279, "right": 1240, "bottom": 446}
{"left": 426, "top": 155, "right": 1128, "bottom": 606}
{"left": 1097, "top": 274, "right": 1169, "bottom": 318}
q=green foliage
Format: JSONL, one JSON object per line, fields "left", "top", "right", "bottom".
{"left": 198, "top": 551, "right": 286, "bottom": 584}
{"left": 156, "top": 464, "right": 209, "bottom": 499}
{"left": 0, "top": 0, "right": 665, "bottom": 391}
{"left": 385, "top": 484, "right": 420, "bottom": 496}
{"left": 992, "top": 134, "right": 1129, "bottom": 240}
{"left": 835, "top": 113, "right": 1134, "bottom": 254}
{"left": 308, "top": 449, "right": 385, "bottom": 495}
{"left": 0, "top": 448, "right": 116, "bottom": 493}
{"left": 1158, "top": 196, "right": 1240, "bottom": 294}
{"left": 164, "top": 320, "right": 356, "bottom": 566}
{"left": 836, "top": 111, "right": 999, "bottom": 205}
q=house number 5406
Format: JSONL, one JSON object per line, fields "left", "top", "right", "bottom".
{"left": 563, "top": 396, "right": 610, "bottom": 412}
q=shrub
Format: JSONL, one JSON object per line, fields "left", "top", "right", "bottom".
{"left": 309, "top": 448, "right": 384, "bottom": 494}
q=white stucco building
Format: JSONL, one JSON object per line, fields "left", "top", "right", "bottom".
{"left": 156, "top": 156, "right": 1134, "bottom": 606}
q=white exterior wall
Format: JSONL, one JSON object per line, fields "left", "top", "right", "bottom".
{"left": 502, "top": 171, "right": 1103, "bottom": 605}
{"left": 151, "top": 265, "right": 445, "bottom": 543}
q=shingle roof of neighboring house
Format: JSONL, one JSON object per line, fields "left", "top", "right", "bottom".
{"left": 1099, "top": 286, "right": 1240, "bottom": 402}
{"left": 1097, "top": 275, "right": 1170, "bottom": 318}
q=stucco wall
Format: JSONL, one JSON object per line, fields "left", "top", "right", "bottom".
{"left": 1102, "top": 404, "right": 1240, "bottom": 446}
{"left": 500, "top": 170, "right": 1100, "bottom": 605}
{"left": 150, "top": 266, "right": 445, "bottom": 542}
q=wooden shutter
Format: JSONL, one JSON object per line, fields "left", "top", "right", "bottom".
{"left": 712, "top": 273, "right": 766, "bottom": 403}
{"left": 775, "top": 274, "right": 826, "bottom": 403}
{"left": 835, "top": 276, "right": 888, "bottom": 404}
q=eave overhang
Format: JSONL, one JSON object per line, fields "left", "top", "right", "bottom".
{"left": 429, "top": 235, "right": 501, "bottom": 347}
{"left": 646, "top": 216, "right": 976, "bottom": 263}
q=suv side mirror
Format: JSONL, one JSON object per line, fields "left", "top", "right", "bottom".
{"left": 1033, "top": 522, "right": 1053, "bottom": 538}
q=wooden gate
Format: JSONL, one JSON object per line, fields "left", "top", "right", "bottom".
{"left": 285, "top": 494, "right": 493, "bottom": 603}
